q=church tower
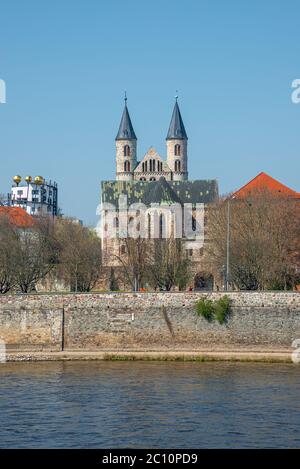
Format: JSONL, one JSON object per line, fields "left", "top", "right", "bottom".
{"left": 115, "top": 95, "right": 137, "bottom": 181}
{"left": 166, "top": 98, "right": 188, "bottom": 181}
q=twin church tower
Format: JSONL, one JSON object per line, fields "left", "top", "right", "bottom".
{"left": 115, "top": 97, "right": 188, "bottom": 182}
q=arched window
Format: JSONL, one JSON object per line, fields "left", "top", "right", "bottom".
{"left": 145, "top": 161, "right": 147, "bottom": 172}
{"left": 120, "top": 244, "right": 126, "bottom": 255}
{"left": 142, "top": 162, "right": 145, "bottom": 172}
{"left": 149, "top": 177, "right": 156, "bottom": 181}
{"left": 175, "top": 160, "right": 181, "bottom": 172}
{"left": 152, "top": 159, "right": 156, "bottom": 171}
{"left": 174, "top": 144, "right": 181, "bottom": 156}
{"left": 124, "top": 145, "right": 130, "bottom": 157}
{"left": 148, "top": 213, "right": 151, "bottom": 239}
{"left": 149, "top": 160, "right": 152, "bottom": 172}
{"left": 124, "top": 161, "right": 130, "bottom": 172}
{"left": 140, "top": 177, "right": 146, "bottom": 181}
{"left": 192, "top": 208, "right": 197, "bottom": 231}
{"left": 113, "top": 217, "right": 119, "bottom": 228}
{"left": 159, "top": 213, "right": 165, "bottom": 239}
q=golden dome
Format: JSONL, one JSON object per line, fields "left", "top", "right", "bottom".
{"left": 25, "top": 175, "right": 32, "bottom": 184}
{"left": 34, "top": 175, "right": 44, "bottom": 185}
{"left": 13, "top": 175, "right": 22, "bottom": 185}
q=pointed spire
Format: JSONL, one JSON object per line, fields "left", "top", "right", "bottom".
{"left": 166, "top": 99, "right": 188, "bottom": 140}
{"left": 115, "top": 93, "right": 137, "bottom": 140}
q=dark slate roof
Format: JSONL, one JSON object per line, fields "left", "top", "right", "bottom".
{"left": 166, "top": 101, "right": 188, "bottom": 140}
{"left": 115, "top": 104, "right": 137, "bottom": 140}
{"left": 143, "top": 177, "right": 182, "bottom": 205}
{"left": 101, "top": 178, "right": 218, "bottom": 206}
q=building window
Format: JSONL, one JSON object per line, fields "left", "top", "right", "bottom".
{"left": 124, "top": 161, "right": 130, "bottom": 172}
{"left": 148, "top": 213, "right": 151, "bottom": 238}
{"left": 159, "top": 213, "right": 165, "bottom": 239}
{"left": 120, "top": 245, "right": 126, "bottom": 255}
{"left": 192, "top": 209, "right": 197, "bottom": 231}
{"left": 124, "top": 145, "right": 130, "bottom": 157}
{"left": 145, "top": 161, "right": 147, "bottom": 172}
{"left": 175, "top": 144, "right": 181, "bottom": 156}
{"left": 152, "top": 159, "right": 156, "bottom": 171}
{"left": 149, "top": 177, "right": 156, "bottom": 181}
{"left": 142, "top": 162, "right": 145, "bottom": 172}
{"left": 140, "top": 177, "right": 146, "bottom": 181}
{"left": 113, "top": 217, "right": 119, "bottom": 228}
{"left": 149, "top": 160, "right": 152, "bottom": 172}
{"left": 175, "top": 160, "right": 181, "bottom": 172}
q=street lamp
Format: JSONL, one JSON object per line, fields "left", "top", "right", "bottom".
{"left": 225, "top": 195, "right": 235, "bottom": 291}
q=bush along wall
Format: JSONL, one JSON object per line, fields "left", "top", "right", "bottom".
{"left": 195, "top": 295, "right": 231, "bottom": 325}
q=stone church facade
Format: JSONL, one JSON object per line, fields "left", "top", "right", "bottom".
{"left": 100, "top": 98, "right": 219, "bottom": 290}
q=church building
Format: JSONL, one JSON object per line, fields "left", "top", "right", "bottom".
{"left": 100, "top": 97, "right": 219, "bottom": 289}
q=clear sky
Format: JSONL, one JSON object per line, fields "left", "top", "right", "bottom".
{"left": 1, "top": 0, "right": 300, "bottom": 225}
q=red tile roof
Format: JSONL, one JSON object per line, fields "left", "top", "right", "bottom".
{"left": 0, "top": 206, "right": 34, "bottom": 228}
{"left": 232, "top": 172, "right": 300, "bottom": 199}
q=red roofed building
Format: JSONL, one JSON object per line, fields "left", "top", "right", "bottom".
{"left": 232, "top": 172, "right": 300, "bottom": 199}
{"left": 0, "top": 206, "right": 34, "bottom": 228}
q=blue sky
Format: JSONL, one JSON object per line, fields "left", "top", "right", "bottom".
{"left": 0, "top": 0, "right": 300, "bottom": 225}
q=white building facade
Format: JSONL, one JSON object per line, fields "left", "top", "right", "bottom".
{"left": 10, "top": 176, "right": 58, "bottom": 216}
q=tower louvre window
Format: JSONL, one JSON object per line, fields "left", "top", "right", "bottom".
{"left": 124, "top": 161, "right": 130, "bottom": 172}
{"left": 124, "top": 145, "right": 130, "bottom": 157}
{"left": 175, "top": 144, "right": 181, "bottom": 156}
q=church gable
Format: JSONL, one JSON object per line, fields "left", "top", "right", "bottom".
{"left": 134, "top": 147, "right": 171, "bottom": 180}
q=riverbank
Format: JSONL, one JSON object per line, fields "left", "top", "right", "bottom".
{"left": 4, "top": 348, "right": 293, "bottom": 363}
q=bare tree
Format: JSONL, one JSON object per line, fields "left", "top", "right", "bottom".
{"left": 55, "top": 218, "right": 102, "bottom": 292}
{"left": 205, "top": 191, "right": 300, "bottom": 290}
{"left": 148, "top": 238, "right": 191, "bottom": 291}
{"left": 0, "top": 215, "right": 18, "bottom": 293}
{"left": 13, "top": 217, "right": 59, "bottom": 293}
{"left": 114, "top": 237, "right": 151, "bottom": 291}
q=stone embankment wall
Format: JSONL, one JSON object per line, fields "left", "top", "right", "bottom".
{"left": 0, "top": 292, "right": 300, "bottom": 351}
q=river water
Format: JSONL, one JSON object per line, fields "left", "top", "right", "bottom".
{"left": 0, "top": 361, "right": 299, "bottom": 448}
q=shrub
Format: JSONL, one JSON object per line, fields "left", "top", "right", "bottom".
{"left": 214, "top": 295, "right": 230, "bottom": 324}
{"left": 195, "top": 298, "right": 215, "bottom": 322}
{"left": 195, "top": 295, "right": 231, "bottom": 325}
